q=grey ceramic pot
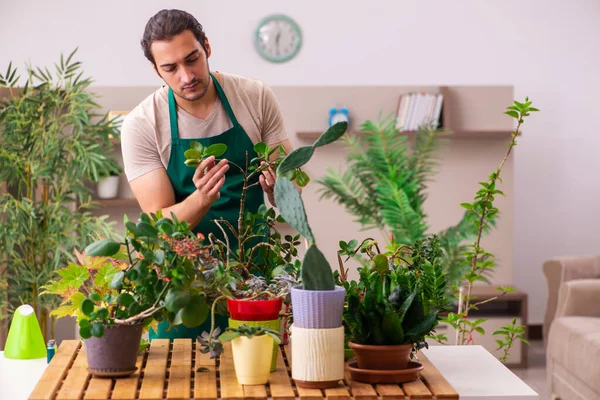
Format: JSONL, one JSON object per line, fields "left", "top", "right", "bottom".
{"left": 291, "top": 285, "right": 346, "bottom": 329}
{"left": 84, "top": 323, "right": 144, "bottom": 377}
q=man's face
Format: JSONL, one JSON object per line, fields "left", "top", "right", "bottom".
{"left": 151, "top": 30, "right": 211, "bottom": 102}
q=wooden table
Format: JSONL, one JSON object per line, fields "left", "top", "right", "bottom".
{"left": 28, "top": 339, "right": 458, "bottom": 400}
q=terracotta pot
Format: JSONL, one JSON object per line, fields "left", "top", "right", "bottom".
{"left": 348, "top": 342, "right": 413, "bottom": 370}
{"left": 227, "top": 298, "right": 283, "bottom": 321}
{"left": 84, "top": 323, "right": 144, "bottom": 377}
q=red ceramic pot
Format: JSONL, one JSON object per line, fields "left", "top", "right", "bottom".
{"left": 227, "top": 297, "right": 283, "bottom": 321}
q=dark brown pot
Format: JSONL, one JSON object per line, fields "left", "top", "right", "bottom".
{"left": 83, "top": 323, "right": 144, "bottom": 378}
{"left": 348, "top": 342, "right": 413, "bottom": 370}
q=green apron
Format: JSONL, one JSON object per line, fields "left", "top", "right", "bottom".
{"left": 150, "top": 72, "right": 264, "bottom": 341}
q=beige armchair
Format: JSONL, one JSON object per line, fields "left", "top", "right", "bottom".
{"left": 543, "top": 257, "right": 600, "bottom": 400}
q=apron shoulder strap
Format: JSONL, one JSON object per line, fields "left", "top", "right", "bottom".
{"left": 168, "top": 88, "right": 179, "bottom": 141}
{"left": 210, "top": 72, "right": 240, "bottom": 127}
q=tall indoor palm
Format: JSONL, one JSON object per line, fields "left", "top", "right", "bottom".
{"left": 317, "top": 114, "right": 479, "bottom": 283}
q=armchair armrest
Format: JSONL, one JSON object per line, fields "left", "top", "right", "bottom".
{"left": 543, "top": 256, "right": 600, "bottom": 345}
{"left": 555, "top": 279, "right": 600, "bottom": 318}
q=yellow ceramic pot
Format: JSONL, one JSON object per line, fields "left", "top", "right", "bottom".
{"left": 231, "top": 335, "right": 274, "bottom": 385}
{"left": 229, "top": 318, "right": 280, "bottom": 371}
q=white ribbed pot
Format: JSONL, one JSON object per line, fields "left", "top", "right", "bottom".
{"left": 290, "top": 324, "right": 344, "bottom": 389}
{"left": 97, "top": 176, "right": 120, "bottom": 199}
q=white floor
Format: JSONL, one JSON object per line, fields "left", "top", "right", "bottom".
{"left": 510, "top": 340, "right": 552, "bottom": 400}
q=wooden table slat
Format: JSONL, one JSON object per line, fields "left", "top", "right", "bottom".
{"left": 56, "top": 348, "right": 90, "bottom": 400}
{"left": 166, "top": 339, "right": 192, "bottom": 400}
{"left": 344, "top": 370, "right": 377, "bottom": 400}
{"left": 111, "top": 354, "right": 145, "bottom": 400}
{"left": 194, "top": 341, "right": 218, "bottom": 400}
{"left": 417, "top": 353, "right": 459, "bottom": 399}
{"left": 219, "top": 342, "right": 244, "bottom": 400}
{"left": 28, "top": 340, "right": 80, "bottom": 400}
{"left": 375, "top": 384, "right": 406, "bottom": 400}
{"left": 243, "top": 384, "right": 268, "bottom": 400}
{"left": 269, "top": 348, "right": 296, "bottom": 400}
{"left": 83, "top": 377, "right": 112, "bottom": 400}
{"left": 138, "top": 339, "right": 169, "bottom": 400}
{"left": 401, "top": 378, "right": 433, "bottom": 399}
{"left": 324, "top": 386, "right": 351, "bottom": 400}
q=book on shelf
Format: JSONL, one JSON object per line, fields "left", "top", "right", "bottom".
{"left": 396, "top": 92, "right": 443, "bottom": 132}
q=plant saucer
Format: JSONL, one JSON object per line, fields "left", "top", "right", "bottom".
{"left": 345, "top": 361, "right": 424, "bottom": 384}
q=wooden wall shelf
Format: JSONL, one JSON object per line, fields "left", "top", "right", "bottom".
{"left": 297, "top": 130, "right": 516, "bottom": 141}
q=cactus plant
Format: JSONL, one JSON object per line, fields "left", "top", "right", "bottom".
{"left": 275, "top": 121, "right": 348, "bottom": 291}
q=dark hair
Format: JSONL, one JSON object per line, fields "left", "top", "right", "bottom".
{"left": 141, "top": 9, "right": 207, "bottom": 65}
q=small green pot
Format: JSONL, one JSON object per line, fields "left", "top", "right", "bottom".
{"left": 228, "top": 318, "right": 280, "bottom": 372}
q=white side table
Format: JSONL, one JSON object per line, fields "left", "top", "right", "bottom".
{"left": 0, "top": 351, "right": 48, "bottom": 400}
{"left": 422, "top": 345, "right": 539, "bottom": 400}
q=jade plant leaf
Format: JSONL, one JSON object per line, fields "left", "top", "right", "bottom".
{"left": 203, "top": 143, "right": 227, "bottom": 158}
{"left": 85, "top": 239, "right": 121, "bottom": 257}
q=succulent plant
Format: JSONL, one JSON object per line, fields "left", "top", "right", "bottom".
{"left": 274, "top": 122, "right": 348, "bottom": 291}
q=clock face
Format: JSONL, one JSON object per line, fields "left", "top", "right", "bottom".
{"left": 254, "top": 14, "right": 302, "bottom": 63}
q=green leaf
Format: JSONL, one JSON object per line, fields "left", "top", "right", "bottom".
{"left": 313, "top": 121, "right": 348, "bottom": 148}
{"left": 253, "top": 142, "right": 268, "bottom": 155}
{"left": 184, "top": 159, "right": 200, "bottom": 168}
{"left": 203, "top": 143, "right": 227, "bottom": 158}
{"left": 165, "top": 288, "right": 191, "bottom": 312}
{"left": 89, "top": 293, "right": 102, "bottom": 302}
{"left": 136, "top": 222, "right": 158, "bottom": 238}
{"left": 55, "top": 263, "right": 89, "bottom": 292}
{"left": 153, "top": 250, "right": 165, "bottom": 266}
{"left": 81, "top": 299, "right": 95, "bottom": 316}
{"left": 181, "top": 295, "right": 209, "bottom": 328}
{"left": 274, "top": 178, "right": 314, "bottom": 242}
{"left": 85, "top": 239, "right": 121, "bottom": 257}
{"left": 219, "top": 331, "right": 241, "bottom": 342}
{"left": 277, "top": 146, "right": 315, "bottom": 175}
{"left": 96, "top": 308, "right": 109, "bottom": 320}
{"left": 94, "top": 263, "right": 120, "bottom": 288}
{"left": 295, "top": 171, "right": 310, "bottom": 187}
{"left": 301, "top": 245, "right": 335, "bottom": 291}
{"left": 191, "top": 141, "right": 204, "bottom": 153}
{"left": 184, "top": 149, "right": 201, "bottom": 160}
{"left": 80, "top": 325, "right": 92, "bottom": 339}
{"left": 116, "top": 293, "right": 135, "bottom": 307}
{"left": 504, "top": 110, "right": 519, "bottom": 119}
{"left": 110, "top": 271, "right": 125, "bottom": 290}
{"left": 91, "top": 322, "right": 104, "bottom": 337}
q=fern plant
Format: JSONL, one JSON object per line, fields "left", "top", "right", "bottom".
{"left": 0, "top": 49, "right": 121, "bottom": 340}
{"left": 317, "top": 114, "right": 476, "bottom": 283}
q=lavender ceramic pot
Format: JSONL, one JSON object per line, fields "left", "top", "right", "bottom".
{"left": 291, "top": 285, "right": 346, "bottom": 329}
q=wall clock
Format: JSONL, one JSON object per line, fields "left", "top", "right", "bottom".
{"left": 254, "top": 14, "right": 302, "bottom": 63}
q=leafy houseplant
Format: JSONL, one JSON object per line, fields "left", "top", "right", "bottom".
{"left": 184, "top": 139, "right": 304, "bottom": 358}
{"left": 317, "top": 117, "right": 476, "bottom": 284}
{"left": 218, "top": 325, "right": 281, "bottom": 385}
{"left": 42, "top": 212, "right": 218, "bottom": 377}
{"left": 0, "top": 49, "right": 121, "bottom": 340}
{"left": 337, "top": 235, "right": 450, "bottom": 381}
{"left": 272, "top": 122, "right": 349, "bottom": 389}
{"left": 437, "top": 99, "right": 537, "bottom": 362}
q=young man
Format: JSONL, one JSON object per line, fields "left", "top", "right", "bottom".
{"left": 121, "top": 9, "right": 292, "bottom": 246}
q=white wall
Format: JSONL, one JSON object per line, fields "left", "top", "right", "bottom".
{"left": 2, "top": 0, "right": 600, "bottom": 324}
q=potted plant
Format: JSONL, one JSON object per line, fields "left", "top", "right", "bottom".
{"left": 336, "top": 235, "right": 451, "bottom": 383}
{"left": 41, "top": 211, "right": 218, "bottom": 377}
{"left": 218, "top": 325, "right": 281, "bottom": 385}
{"left": 271, "top": 122, "right": 349, "bottom": 389}
{"left": 0, "top": 50, "right": 121, "bottom": 341}
{"left": 97, "top": 169, "right": 121, "bottom": 199}
{"left": 184, "top": 140, "right": 304, "bottom": 355}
